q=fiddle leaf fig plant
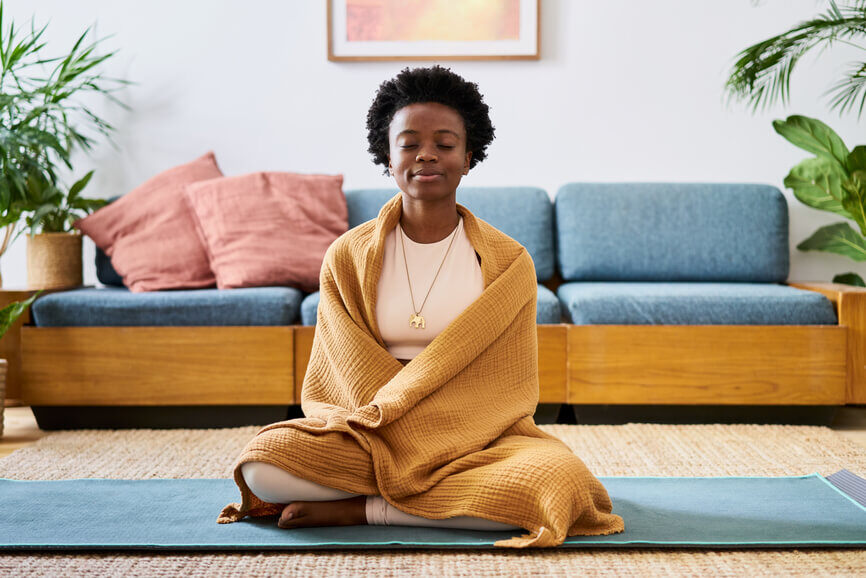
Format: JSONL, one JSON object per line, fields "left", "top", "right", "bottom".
{"left": 773, "top": 115, "right": 866, "bottom": 286}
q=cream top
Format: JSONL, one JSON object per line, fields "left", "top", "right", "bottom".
{"left": 376, "top": 216, "right": 484, "bottom": 360}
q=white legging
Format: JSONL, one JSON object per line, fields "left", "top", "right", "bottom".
{"left": 240, "top": 461, "right": 521, "bottom": 531}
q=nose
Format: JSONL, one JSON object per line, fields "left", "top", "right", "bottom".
{"left": 415, "top": 147, "right": 438, "bottom": 162}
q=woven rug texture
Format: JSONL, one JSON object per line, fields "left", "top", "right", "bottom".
{"left": 1, "top": 423, "right": 865, "bottom": 576}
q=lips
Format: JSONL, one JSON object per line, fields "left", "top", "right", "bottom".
{"left": 414, "top": 173, "right": 443, "bottom": 182}
{"left": 413, "top": 169, "right": 444, "bottom": 182}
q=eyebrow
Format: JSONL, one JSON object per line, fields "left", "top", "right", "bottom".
{"left": 396, "top": 129, "right": 460, "bottom": 137}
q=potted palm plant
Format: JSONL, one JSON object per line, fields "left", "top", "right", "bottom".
{"left": 0, "top": 290, "right": 41, "bottom": 437}
{"left": 724, "top": 0, "right": 866, "bottom": 286}
{"left": 0, "top": 1, "right": 128, "bottom": 289}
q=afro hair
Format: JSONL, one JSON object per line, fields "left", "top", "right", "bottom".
{"left": 366, "top": 65, "right": 495, "bottom": 176}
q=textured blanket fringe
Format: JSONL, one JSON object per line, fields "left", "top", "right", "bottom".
{"left": 217, "top": 503, "right": 244, "bottom": 524}
{"left": 217, "top": 502, "right": 282, "bottom": 524}
{"left": 217, "top": 503, "right": 246, "bottom": 524}
{"left": 494, "top": 526, "right": 557, "bottom": 548}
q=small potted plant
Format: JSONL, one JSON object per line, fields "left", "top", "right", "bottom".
{"left": 0, "top": 290, "right": 42, "bottom": 438}
{"left": 0, "top": 1, "right": 128, "bottom": 289}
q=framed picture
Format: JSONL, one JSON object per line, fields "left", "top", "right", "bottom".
{"left": 328, "top": 0, "right": 540, "bottom": 61}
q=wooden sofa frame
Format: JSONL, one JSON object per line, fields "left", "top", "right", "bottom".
{"left": 5, "top": 281, "right": 865, "bottom": 410}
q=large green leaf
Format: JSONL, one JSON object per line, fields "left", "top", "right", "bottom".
{"left": 24, "top": 172, "right": 49, "bottom": 202}
{"left": 797, "top": 221, "right": 866, "bottom": 261}
{"left": 773, "top": 115, "right": 850, "bottom": 171}
{"left": 69, "top": 196, "right": 106, "bottom": 211}
{"left": 29, "top": 202, "right": 59, "bottom": 228}
{"left": 0, "top": 290, "right": 42, "bottom": 341}
{"left": 841, "top": 146, "right": 866, "bottom": 235}
{"left": 783, "top": 156, "right": 853, "bottom": 218}
{"left": 841, "top": 178, "right": 866, "bottom": 236}
{"left": 66, "top": 170, "right": 93, "bottom": 201}
{"left": 833, "top": 272, "right": 866, "bottom": 287}
{"left": 848, "top": 145, "right": 866, "bottom": 174}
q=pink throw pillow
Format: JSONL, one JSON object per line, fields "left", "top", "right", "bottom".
{"left": 183, "top": 171, "right": 348, "bottom": 293}
{"left": 74, "top": 152, "right": 224, "bottom": 292}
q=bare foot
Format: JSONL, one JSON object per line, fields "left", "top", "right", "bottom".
{"left": 277, "top": 495, "right": 368, "bottom": 529}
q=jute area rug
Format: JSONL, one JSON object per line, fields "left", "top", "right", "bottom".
{"left": 1, "top": 423, "right": 865, "bottom": 577}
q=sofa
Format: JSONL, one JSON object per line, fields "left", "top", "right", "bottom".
{"left": 19, "top": 183, "right": 865, "bottom": 429}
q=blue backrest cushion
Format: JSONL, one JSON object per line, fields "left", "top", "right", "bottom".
{"left": 92, "top": 195, "right": 125, "bottom": 287}
{"left": 346, "top": 187, "right": 554, "bottom": 281}
{"left": 554, "top": 183, "right": 789, "bottom": 283}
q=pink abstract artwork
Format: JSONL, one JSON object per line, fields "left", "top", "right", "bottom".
{"left": 346, "top": 0, "right": 520, "bottom": 42}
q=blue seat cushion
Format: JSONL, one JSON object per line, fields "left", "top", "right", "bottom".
{"left": 32, "top": 286, "right": 303, "bottom": 327}
{"left": 557, "top": 282, "right": 837, "bottom": 325}
{"left": 300, "top": 292, "right": 320, "bottom": 326}
{"left": 301, "top": 284, "right": 562, "bottom": 326}
{"left": 536, "top": 284, "right": 562, "bottom": 323}
{"left": 554, "top": 183, "right": 790, "bottom": 282}
{"left": 346, "top": 187, "right": 555, "bottom": 281}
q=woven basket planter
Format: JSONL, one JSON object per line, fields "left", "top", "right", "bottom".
{"left": 26, "top": 231, "right": 83, "bottom": 289}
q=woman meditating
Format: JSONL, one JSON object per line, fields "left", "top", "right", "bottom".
{"left": 218, "top": 65, "right": 625, "bottom": 548}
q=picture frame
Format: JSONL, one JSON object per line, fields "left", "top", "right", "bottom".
{"left": 327, "top": 0, "right": 540, "bottom": 61}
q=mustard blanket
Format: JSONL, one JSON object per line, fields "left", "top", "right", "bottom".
{"left": 218, "top": 192, "right": 625, "bottom": 548}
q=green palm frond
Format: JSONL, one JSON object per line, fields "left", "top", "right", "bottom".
{"left": 826, "top": 60, "right": 866, "bottom": 117}
{"left": 726, "top": 0, "right": 866, "bottom": 118}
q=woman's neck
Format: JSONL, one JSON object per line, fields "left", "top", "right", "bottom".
{"left": 399, "top": 194, "right": 460, "bottom": 244}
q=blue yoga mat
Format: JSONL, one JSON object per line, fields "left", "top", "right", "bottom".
{"left": 2, "top": 470, "right": 865, "bottom": 550}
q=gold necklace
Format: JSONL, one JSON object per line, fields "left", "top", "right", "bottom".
{"left": 399, "top": 218, "right": 460, "bottom": 329}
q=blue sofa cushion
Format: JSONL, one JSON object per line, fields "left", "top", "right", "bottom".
{"left": 554, "top": 183, "right": 789, "bottom": 282}
{"left": 31, "top": 286, "right": 303, "bottom": 327}
{"left": 300, "top": 283, "right": 562, "bottom": 326}
{"left": 95, "top": 247, "right": 124, "bottom": 287}
{"left": 536, "top": 284, "right": 562, "bottom": 323}
{"left": 300, "top": 292, "right": 319, "bottom": 326}
{"left": 346, "top": 187, "right": 555, "bottom": 281}
{"left": 93, "top": 195, "right": 125, "bottom": 287}
{"left": 557, "top": 282, "right": 837, "bottom": 325}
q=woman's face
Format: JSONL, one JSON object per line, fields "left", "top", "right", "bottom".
{"left": 387, "top": 102, "right": 472, "bottom": 200}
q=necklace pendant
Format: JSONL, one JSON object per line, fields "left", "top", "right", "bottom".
{"left": 409, "top": 313, "right": 426, "bottom": 329}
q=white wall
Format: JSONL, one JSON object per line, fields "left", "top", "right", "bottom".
{"left": 4, "top": 0, "right": 865, "bottom": 287}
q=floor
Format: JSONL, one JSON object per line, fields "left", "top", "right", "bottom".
{"left": 2, "top": 405, "right": 866, "bottom": 459}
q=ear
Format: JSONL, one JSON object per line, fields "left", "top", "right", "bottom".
{"left": 463, "top": 151, "right": 472, "bottom": 175}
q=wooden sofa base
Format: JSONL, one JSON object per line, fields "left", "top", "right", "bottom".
{"left": 20, "top": 323, "right": 848, "bottom": 407}
{"left": 20, "top": 326, "right": 294, "bottom": 405}
{"left": 568, "top": 325, "right": 846, "bottom": 405}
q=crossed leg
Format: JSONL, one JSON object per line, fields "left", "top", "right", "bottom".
{"left": 240, "top": 461, "right": 521, "bottom": 531}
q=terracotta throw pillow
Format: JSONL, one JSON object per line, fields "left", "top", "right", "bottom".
{"left": 74, "top": 152, "right": 223, "bottom": 292}
{"left": 183, "top": 171, "right": 348, "bottom": 293}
